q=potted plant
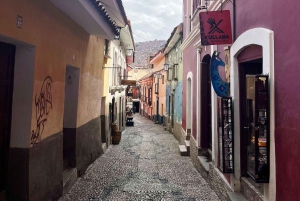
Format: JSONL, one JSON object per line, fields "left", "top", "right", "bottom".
{"left": 111, "top": 123, "right": 122, "bottom": 144}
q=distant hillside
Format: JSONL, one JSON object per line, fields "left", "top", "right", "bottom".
{"left": 133, "top": 40, "right": 166, "bottom": 68}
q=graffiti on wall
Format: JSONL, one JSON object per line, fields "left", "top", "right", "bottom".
{"left": 31, "top": 76, "right": 53, "bottom": 145}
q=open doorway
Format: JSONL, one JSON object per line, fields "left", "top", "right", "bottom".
{"left": 100, "top": 97, "right": 106, "bottom": 143}
{"left": 171, "top": 94, "right": 174, "bottom": 128}
{"left": 63, "top": 66, "right": 80, "bottom": 170}
{"left": 200, "top": 54, "right": 212, "bottom": 153}
{"left": 133, "top": 101, "right": 139, "bottom": 113}
{"left": 187, "top": 77, "right": 192, "bottom": 136}
{"left": 239, "top": 58, "right": 263, "bottom": 177}
{"left": 0, "top": 41, "right": 15, "bottom": 193}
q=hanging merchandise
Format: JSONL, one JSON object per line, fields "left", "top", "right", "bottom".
{"left": 210, "top": 51, "right": 229, "bottom": 97}
{"left": 219, "top": 97, "right": 234, "bottom": 173}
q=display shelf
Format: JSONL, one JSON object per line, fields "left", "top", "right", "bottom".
{"left": 220, "top": 97, "right": 234, "bottom": 173}
{"left": 245, "top": 75, "right": 269, "bottom": 183}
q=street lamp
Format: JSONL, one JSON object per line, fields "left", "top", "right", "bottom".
{"left": 114, "top": 26, "right": 122, "bottom": 40}
{"left": 126, "top": 49, "right": 133, "bottom": 56}
{"left": 157, "top": 73, "right": 162, "bottom": 79}
{"left": 153, "top": 72, "right": 162, "bottom": 78}
{"left": 163, "top": 63, "right": 170, "bottom": 71}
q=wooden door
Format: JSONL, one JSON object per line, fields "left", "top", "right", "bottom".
{"left": 0, "top": 42, "right": 15, "bottom": 191}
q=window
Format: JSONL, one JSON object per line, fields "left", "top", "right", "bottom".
{"left": 155, "top": 83, "right": 158, "bottom": 94}
{"left": 104, "top": 39, "right": 110, "bottom": 56}
{"left": 167, "top": 69, "right": 173, "bottom": 81}
{"left": 149, "top": 88, "right": 152, "bottom": 106}
{"left": 162, "top": 75, "right": 165, "bottom": 84}
{"left": 174, "top": 64, "right": 178, "bottom": 79}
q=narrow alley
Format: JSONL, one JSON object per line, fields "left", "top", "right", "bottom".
{"left": 60, "top": 114, "right": 220, "bottom": 201}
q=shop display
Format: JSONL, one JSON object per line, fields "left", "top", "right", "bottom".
{"left": 220, "top": 97, "right": 234, "bottom": 173}
{"left": 245, "top": 75, "right": 269, "bottom": 183}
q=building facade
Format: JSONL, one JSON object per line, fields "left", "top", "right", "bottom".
{"left": 181, "top": 0, "right": 300, "bottom": 200}
{"left": 0, "top": 0, "right": 133, "bottom": 200}
{"left": 163, "top": 24, "right": 184, "bottom": 144}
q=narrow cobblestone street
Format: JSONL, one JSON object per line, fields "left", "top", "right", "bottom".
{"left": 60, "top": 114, "right": 220, "bottom": 201}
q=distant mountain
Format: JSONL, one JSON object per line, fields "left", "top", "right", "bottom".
{"left": 133, "top": 40, "right": 166, "bottom": 68}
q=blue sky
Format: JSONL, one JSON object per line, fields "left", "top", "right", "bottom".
{"left": 122, "top": 0, "right": 183, "bottom": 42}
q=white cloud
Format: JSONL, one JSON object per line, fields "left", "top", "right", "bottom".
{"left": 122, "top": 0, "right": 183, "bottom": 42}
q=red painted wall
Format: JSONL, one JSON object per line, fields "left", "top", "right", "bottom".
{"left": 236, "top": 1, "right": 300, "bottom": 199}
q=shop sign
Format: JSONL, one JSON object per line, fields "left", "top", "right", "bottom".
{"left": 199, "top": 10, "right": 232, "bottom": 45}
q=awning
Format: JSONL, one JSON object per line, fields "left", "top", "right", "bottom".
{"left": 121, "top": 80, "right": 136, "bottom": 86}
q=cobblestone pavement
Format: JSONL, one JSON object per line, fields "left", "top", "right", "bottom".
{"left": 60, "top": 114, "right": 220, "bottom": 201}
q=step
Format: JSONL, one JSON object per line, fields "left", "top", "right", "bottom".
{"left": 102, "top": 143, "right": 107, "bottom": 153}
{"left": 227, "top": 192, "right": 247, "bottom": 201}
{"left": 179, "top": 145, "right": 188, "bottom": 156}
{"left": 0, "top": 190, "right": 7, "bottom": 201}
{"left": 63, "top": 168, "right": 77, "bottom": 196}
{"left": 198, "top": 156, "right": 209, "bottom": 172}
{"left": 185, "top": 133, "right": 190, "bottom": 140}
{"left": 184, "top": 140, "right": 190, "bottom": 156}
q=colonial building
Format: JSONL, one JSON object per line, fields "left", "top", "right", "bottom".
{"left": 163, "top": 24, "right": 184, "bottom": 144}
{"left": 102, "top": 4, "right": 135, "bottom": 148}
{"left": 0, "top": 0, "right": 133, "bottom": 200}
{"left": 181, "top": 0, "right": 300, "bottom": 200}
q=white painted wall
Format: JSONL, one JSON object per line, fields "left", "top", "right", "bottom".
{"left": 187, "top": 72, "right": 193, "bottom": 135}
{"left": 10, "top": 45, "right": 35, "bottom": 148}
{"left": 230, "top": 28, "right": 275, "bottom": 200}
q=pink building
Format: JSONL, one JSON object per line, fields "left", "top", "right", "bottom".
{"left": 181, "top": 0, "right": 300, "bottom": 200}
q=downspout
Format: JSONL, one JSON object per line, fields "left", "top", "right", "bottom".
{"left": 233, "top": 0, "right": 236, "bottom": 41}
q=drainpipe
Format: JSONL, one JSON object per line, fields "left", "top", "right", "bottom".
{"left": 233, "top": 0, "right": 236, "bottom": 41}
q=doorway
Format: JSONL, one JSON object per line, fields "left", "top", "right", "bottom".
{"left": 63, "top": 66, "right": 80, "bottom": 169}
{"left": 100, "top": 97, "right": 106, "bottom": 143}
{"left": 133, "top": 101, "right": 139, "bottom": 113}
{"left": 0, "top": 41, "right": 15, "bottom": 192}
{"left": 187, "top": 77, "right": 192, "bottom": 135}
{"left": 171, "top": 94, "right": 174, "bottom": 128}
{"left": 200, "top": 54, "right": 212, "bottom": 152}
{"left": 239, "top": 58, "right": 263, "bottom": 177}
{"left": 156, "top": 98, "right": 159, "bottom": 123}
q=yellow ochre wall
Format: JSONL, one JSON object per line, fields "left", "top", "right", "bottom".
{"left": 0, "top": 0, "right": 105, "bottom": 146}
{"left": 151, "top": 57, "right": 166, "bottom": 117}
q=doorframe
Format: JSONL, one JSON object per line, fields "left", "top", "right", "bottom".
{"left": 0, "top": 36, "right": 35, "bottom": 197}
{"left": 186, "top": 72, "right": 193, "bottom": 137}
{"left": 230, "top": 28, "right": 275, "bottom": 198}
{"left": 63, "top": 65, "right": 80, "bottom": 169}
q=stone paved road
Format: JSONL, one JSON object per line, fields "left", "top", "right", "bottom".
{"left": 60, "top": 114, "right": 220, "bottom": 201}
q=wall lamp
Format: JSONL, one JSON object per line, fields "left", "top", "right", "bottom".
{"left": 163, "top": 63, "right": 170, "bottom": 71}
{"left": 126, "top": 49, "right": 134, "bottom": 57}
{"left": 153, "top": 73, "right": 162, "bottom": 79}
{"left": 114, "top": 26, "right": 122, "bottom": 40}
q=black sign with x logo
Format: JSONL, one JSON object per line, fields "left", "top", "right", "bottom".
{"left": 207, "top": 18, "right": 224, "bottom": 34}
